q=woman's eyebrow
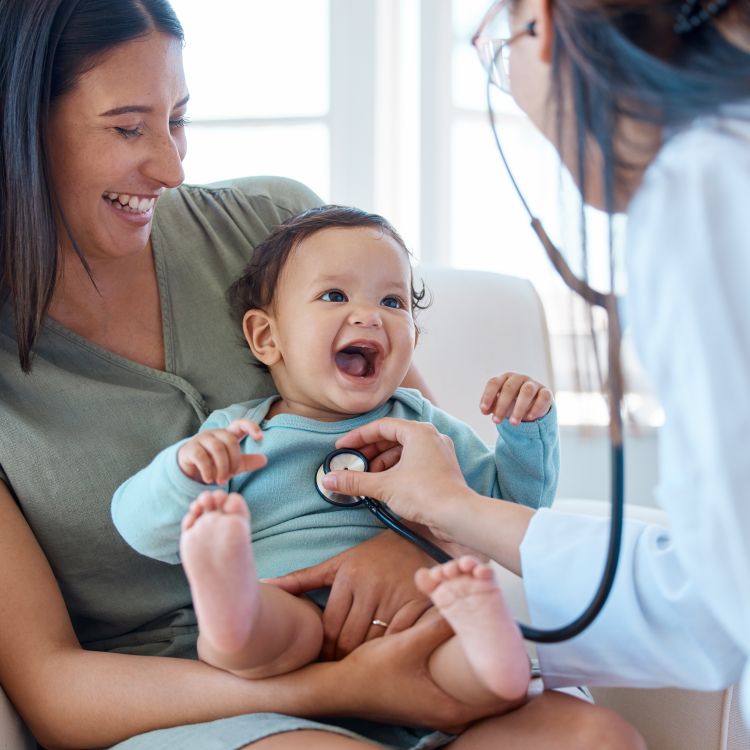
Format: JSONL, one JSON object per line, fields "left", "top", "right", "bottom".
{"left": 99, "top": 94, "right": 190, "bottom": 117}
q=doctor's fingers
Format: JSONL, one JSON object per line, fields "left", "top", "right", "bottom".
{"left": 355, "top": 439, "right": 401, "bottom": 467}
{"left": 329, "top": 430, "right": 457, "bottom": 492}
{"left": 322, "top": 464, "right": 397, "bottom": 506}
{"left": 367, "top": 445, "right": 403, "bottom": 473}
{"left": 335, "top": 417, "right": 436, "bottom": 452}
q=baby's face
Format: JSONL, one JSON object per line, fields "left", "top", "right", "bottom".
{"left": 265, "top": 226, "right": 417, "bottom": 420}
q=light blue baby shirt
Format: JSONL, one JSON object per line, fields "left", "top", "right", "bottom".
{"left": 112, "top": 388, "right": 558, "bottom": 578}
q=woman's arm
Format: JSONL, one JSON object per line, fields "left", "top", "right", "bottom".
{"left": 0, "top": 485, "right": 490, "bottom": 750}
{"left": 401, "top": 363, "right": 438, "bottom": 404}
{"left": 323, "top": 417, "right": 535, "bottom": 574}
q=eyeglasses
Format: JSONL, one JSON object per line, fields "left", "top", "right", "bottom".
{"left": 471, "top": 0, "right": 537, "bottom": 94}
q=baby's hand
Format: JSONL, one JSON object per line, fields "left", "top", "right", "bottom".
{"left": 479, "top": 372, "right": 553, "bottom": 427}
{"left": 177, "top": 419, "right": 267, "bottom": 484}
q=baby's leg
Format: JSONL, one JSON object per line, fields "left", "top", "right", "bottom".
{"left": 417, "top": 556, "right": 530, "bottom": 708}
{"left": 180, "top": 490, "right": 323, "bottom": 679}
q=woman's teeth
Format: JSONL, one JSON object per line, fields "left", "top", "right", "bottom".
{"left": 104, "top": 193, "right": 156, "bottom": 213}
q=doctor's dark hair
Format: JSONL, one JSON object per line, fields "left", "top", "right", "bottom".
{"left": 228, "top": 205, "right": 429, "bottom": 320}
{"left": 546, "top": 0, "right": 750, "bottom": 215}
{"left": 0, "top": 0, "right": 184, "bottom": 372}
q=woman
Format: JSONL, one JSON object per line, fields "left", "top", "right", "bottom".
{"left": 0, "top": 0, "right": 643, "bottom": 748}
{"left": 320, "top": 0, "right": 750, "bottom": 724}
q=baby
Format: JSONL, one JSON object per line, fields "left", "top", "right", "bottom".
{"left": 112, "top": 205, "right": 559, "bottom": 710}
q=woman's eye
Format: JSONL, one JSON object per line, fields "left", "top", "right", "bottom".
{"left": 115, "top": 126, "right": 143, "bottom": 139}
{"left": 170, "top": 116, "right": 191, "bottom": 130}
{"left": 381, "top": 296, "right": 404, "bottom": 309}
{"left": 321, "top": 290, "right": 347, "bottom": 303}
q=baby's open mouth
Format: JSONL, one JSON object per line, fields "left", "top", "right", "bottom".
{"left": 335, "top": 344, "right": 380, "bottom": 378}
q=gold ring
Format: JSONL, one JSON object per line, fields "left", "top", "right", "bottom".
{"left": 371, "top": 618, "right": 390, "bottom": 628}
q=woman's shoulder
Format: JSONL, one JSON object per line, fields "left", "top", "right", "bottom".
{"left": 173, "top": 175, "right": 323, "bottom": 216}
{"left": 628, "top": 110, "right": 750, "bottom": 263}
{"left": 648, "top": 109, "right": 750, "bottom": 187}
{"left": 153, "top": 176, "right": 323, "bottom": 248}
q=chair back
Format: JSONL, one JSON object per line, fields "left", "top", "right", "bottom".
{"left": 413, "top": 265, "right": 553, "bottom": 443}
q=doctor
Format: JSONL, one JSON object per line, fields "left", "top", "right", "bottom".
{"left": 318, "top": 0, "right": 750, "bottom": 717}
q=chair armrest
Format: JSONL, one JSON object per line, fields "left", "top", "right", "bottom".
{"left": 0, "top": 685, "right": 34, "bottom": 750}
{"left": 495, "top": 498, "right": 747, "bottom": 750}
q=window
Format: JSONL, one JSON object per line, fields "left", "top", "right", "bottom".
{"left": 171, "top": 0, "right": 330, "bottom": 197}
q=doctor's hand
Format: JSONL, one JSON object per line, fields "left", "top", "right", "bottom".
{"left": 177, "top": 419, "right": 267, "bottom": 484}
{"left": 265, "top": 530, "right": 433, "bottom": 660}
{"left": 480, "top": 372, "right": 553, "bottom": 426}
{"left": 323, "top": 418, "right": 477, "bottom": 536}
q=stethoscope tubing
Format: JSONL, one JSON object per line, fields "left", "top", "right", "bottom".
{"left": 485, "top": 68, "right": 625, "bottom": 643}
{"left": 360, "top": 496, "right": 452, "bottom": 564}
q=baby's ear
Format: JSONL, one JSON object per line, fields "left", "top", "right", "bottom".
{"left": 243, "top": 309, "right": 281, "bottom": 366}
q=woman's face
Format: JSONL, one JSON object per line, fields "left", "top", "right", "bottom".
{"left": 503, "top": 0, "right": 658, "bottom": 210}
{"left": 48, "top": 31, "right": 189, "bottom": 264}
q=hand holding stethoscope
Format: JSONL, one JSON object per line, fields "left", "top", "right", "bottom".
{"left": 318, "top": 417, "right": 533, "bottom": 576}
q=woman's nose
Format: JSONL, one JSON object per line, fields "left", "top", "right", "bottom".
{"left": 143, "top": 130, "right": 185, "bottom": 188}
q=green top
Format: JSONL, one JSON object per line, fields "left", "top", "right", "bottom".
{"left": 0, "top": 176, "right": 321, "bottom": 655}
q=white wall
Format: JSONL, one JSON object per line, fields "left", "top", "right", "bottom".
{"left": 558, "top": 427, "right": 660, "bottom": 508}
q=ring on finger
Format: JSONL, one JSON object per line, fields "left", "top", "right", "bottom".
{"left": 371, "top": 618, "right": 390, "bottom": 629}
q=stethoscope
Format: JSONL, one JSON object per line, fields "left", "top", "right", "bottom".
{"left": 482, "top": 53, "right": 625, "bottom": 642}
{"left": 315, "top": 448, "right": 452, "bottom": 564}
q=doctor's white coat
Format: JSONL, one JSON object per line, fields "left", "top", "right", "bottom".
{"left": 520, "top": 109, "right": 750, "bottom": 719}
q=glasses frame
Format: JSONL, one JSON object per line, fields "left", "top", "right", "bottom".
{"left": 471, "top": 0, "right": 537, "bottom": 93}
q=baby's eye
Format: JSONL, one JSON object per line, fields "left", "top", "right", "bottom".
{"left": 381, "top": 296, "right": 404, "bottom": 309}
{"left": 321, "top": 290, "right": 347, "bottom": 303}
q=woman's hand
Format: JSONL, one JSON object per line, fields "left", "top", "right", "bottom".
{"left": 327, "top": 611, "right": 509, "bottom": 732}
{"left": 266, "top": 531, "right": 434, "bottom": 660}
{"left": 322, "top": 418, "right": 476, "bottom": 534}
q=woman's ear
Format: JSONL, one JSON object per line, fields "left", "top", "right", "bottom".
{"left": 525, "top": 0, "right": 553, "bottom": 63}
{"left": 535, "top": 0, "right": 554, "bottom": 64}
{"left": 243, "top": 309, "right": 281, "bottom": 367}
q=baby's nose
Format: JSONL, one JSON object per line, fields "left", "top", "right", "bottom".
{"left": 350, "top": 307, "right": 383, "bottom": 327}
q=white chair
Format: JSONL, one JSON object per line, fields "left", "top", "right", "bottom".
{"left": 1, "top": 265, "right": 747, "bottom": 749}
{"left": 413, "top": 264, "right": 749, "bottom": 750}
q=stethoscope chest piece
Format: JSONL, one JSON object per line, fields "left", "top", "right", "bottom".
{"left": 315, "top": 448, "right": 369, "bottom": 507}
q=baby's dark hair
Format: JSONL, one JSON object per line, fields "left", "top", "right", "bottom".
{"left": 229, "top": 205, "right": 428, "bottom": 322}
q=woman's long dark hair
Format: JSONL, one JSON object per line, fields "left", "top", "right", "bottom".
{"left": 0, "top": 0, "right": 184, "bottom": 372}
{"left": 550, "top": 0, "right": 750, "bottom": 217}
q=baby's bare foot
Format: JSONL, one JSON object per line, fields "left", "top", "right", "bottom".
{"left": 416, "top": 556, "right": 529, "bottom": 701}
{"left": 180, "top": 490, "right": 259, "bottom": 655}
